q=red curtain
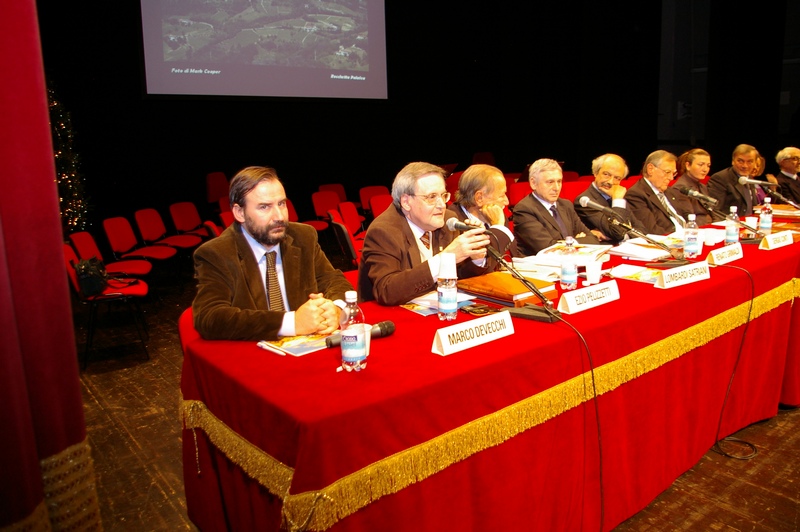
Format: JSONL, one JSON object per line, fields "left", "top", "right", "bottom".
{"left": 0, "top": 2, "right": 101, "bottom": 529}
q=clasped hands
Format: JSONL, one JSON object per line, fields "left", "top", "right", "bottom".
{"left": 445, "top": 218, "right": 490, "bottom": 262}
{"left": 295, "top": 293, "right": 341, "bottom": 336}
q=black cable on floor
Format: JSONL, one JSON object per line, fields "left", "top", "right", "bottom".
{"left": 710, "top": 263, "right": 758, "bottom": 460}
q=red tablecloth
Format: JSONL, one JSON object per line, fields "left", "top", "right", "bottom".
{"left": 180, "top": 238, "right": 800, "bottom": 531}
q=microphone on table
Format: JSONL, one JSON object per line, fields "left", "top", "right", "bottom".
{"left": 578, "top": 196, "right": 623, "bottom": 219}
{"left": 446, "top": 217, "right": 483, "bottom": 232}
{"left": 738, "top": 176, "right": 778, "bottom": 187}
{"left": 445, "top": 217, "right": 560, "bottom": 323}
{"left": 765, "top": 187, "right": 800, "bottom": 210}
{"left": 325, "top": 321, "right": 396, "bottom": 348}
{"left": 675, "top": 185, "right": 718, "bottom": 206}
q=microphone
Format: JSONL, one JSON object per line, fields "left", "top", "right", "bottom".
{"left": 675, "top": 185, "right": 718, "bottom": 205}
{"left": 578, "top": 196, "right": 621, "bottom": 218}
{"left": 325, "top": 321, "right": 396, "bottom": 348}
{"left": 765, "top": 187, "right": 800, "bottom": 210}
{"left": 738, "top": 176, "right": 778, "bottom": 187}
{"left": 446, "top": 217, "right": 480, "bottom": 232}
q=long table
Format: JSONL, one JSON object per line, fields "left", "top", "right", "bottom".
{"left": 180, "top": 237, "right": 800, "bottom": 531}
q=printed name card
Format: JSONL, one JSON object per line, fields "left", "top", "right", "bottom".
{"left": 557, "top": 280, "right": 620, "bottom": 314}
{"left": 707, "top": 242, "right": 743, "bottom": 265}
{"left": 759, "top": 230, "right": 794, "bottom": 250}
{"left": 431, "top": 310, "right": 515, "bottom": 356}
{"left": 655, "top": 261, "right": 710, "bottom": 289}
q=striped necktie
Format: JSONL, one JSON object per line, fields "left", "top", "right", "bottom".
{"left": 265, "top": 251, "right": 285, "bottom": 312}
{"left": 420, "top": 231, "right": 431, "bottom": 249}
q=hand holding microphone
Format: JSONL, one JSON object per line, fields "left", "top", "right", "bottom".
{"left": 445, "top": 217, "right": 490, "bottom": 261}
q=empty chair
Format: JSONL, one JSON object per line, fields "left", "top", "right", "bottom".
{"left": 64, "top": 243, "right": 150, "bottom": 368}
{"left": 68, "top": 231, "right": 152, "bottom": 277}
{"left": 103, "top": 216, "right": 178, "bottom": 262}
{"left": 206, "top": 171, "right": 229, "bottom": 204}
{"left": 311, "top": 190, "right": 341, "bottom": 221}
{"left": 327, "top": 208, "right": 346, "bottom": 227}
{"left": 286, "top": 198, "right": 328, "bottom": 232}
{"left": 319, "top": 183, "right": 348, "bottom": 203}
{"left": 134, "top": 208, "right": 202, "bottom": 251}
{"left": 170, "top": 201, "right": 212, "bottom": 239}
{"left": 203, "top": 221, "right": 223, "bottom": 238}
{"left": 507, "top": 181, "right": 533, "bottom": 208}
{"left": 338, "top": 201, "right": 366, "bottom": 238}
{"left": 369, "top": 194, "right": 393, "bottom": 218}
{"left": 219, "top": 211, "right": 235, "bottom": 228}
{"left": 561, "top": 171, "right": 580, "bottom": 181}
{"left": 330, "top": 220, "right": 361, "bottom": 269}
{"left": 359, "top": 185, "right": 390, "bottom": 216}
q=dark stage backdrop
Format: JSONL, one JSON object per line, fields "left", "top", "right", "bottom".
{"left": 36, "top": 2, "right": 662, "bottom": 230}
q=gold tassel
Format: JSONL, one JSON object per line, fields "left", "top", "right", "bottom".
{"left": 40, "top": 438, "right": 102, "bottom": 531}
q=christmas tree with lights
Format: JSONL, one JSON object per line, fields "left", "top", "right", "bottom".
{"left": 49, "top": 87, "right": 89, "bottom": 234}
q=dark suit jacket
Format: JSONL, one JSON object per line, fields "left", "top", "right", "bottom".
{"left": 670, "top": 174, "right": 716, "bottom": 226}
{"left": 358, "top": 204, "right": 489, "bottom": 306}
{"left": 776, "top": 173, "right": 800, "bottom": 204}
{"left": 512, "top": 194, "right": 599, "bottom": 256}
{"left": 573, "top": 184, "right": 647, "bottom": 244}
{"left": 446, "top": 203, "right": 516, "bottom": 257}
{"left": 192, "top": 222, "right": 353, "bottom": 340}
{"left": 625, "top": 178, "right": 685, "bottom": 235}
{"left": 707, "top": 167, "right": 754, "bottom": 216}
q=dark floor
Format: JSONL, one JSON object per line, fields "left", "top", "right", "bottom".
{"left": 72, "top": 229, "right": 800, "bottom": 531}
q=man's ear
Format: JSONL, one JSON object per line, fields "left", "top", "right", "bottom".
{"left": 232, "top": 203, "right": 246, "bottom": 224}
{"left": 474, "top": 189, "right": 486, "bottom": 207}
{"left": 399, "top": 195, "right": 412, "bottom": 213}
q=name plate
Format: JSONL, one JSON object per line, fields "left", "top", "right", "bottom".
{"left": 707, "top": 242, "right": 743, "bottom": 265}
{"left": 655, "top": 261, "right": 710, "bottom": 289}
{"left": 431, "top": 310, "right": 515, "bottom": 356}
{"left": 759, "top": 230, "right": 794, "bottom": 250}
{"left": 557, "top": 280, "right": 620, "bottom": 314}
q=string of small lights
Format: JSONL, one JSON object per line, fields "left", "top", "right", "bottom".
{"left": 49, "top": 87, "right": 89, "bottom": 233}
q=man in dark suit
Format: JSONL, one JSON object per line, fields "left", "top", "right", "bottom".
{"left": 192, "top": 166, "right": 353, "bottom": 341}
{"left": 574, "top": 153, "right": 647, "bottom": 244}
{"left": 447, "top": 163, "right": 515, "bottom": 254}
{"left": 626, "top": 150, "right": 688, "bottom": 235}
{"left": 707, "top": 144, "right": 762, "bottom": 216}
{"left": 774, "top": 146, "right": 800, "bottom": 204}
{"left": 359, "top": 162, "right": 500, "bottom": 306}
{"left": 513, "top": 158, "right": 601, "bottom": 256}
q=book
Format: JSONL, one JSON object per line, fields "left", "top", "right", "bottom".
{"left": 457, "top": 271, "right": 557, "bottom": 307}
{"left": 257, "top": 334, "right": 329, "bottom": 356}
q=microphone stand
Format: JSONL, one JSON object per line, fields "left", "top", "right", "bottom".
{"left": 609, "top": 218, "right": 689, "bottom": 266}
{"left": 765, "top": 188, "right": 800, "bottom": 210}
{"left": 485, "top": 245, "right": 561, "bottom": 323}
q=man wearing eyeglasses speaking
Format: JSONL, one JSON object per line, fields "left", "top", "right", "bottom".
{"left": 626, "top": 150, "right": 689, "bottom": 235}
{"left": 359, "top": 162, "right": 511, "bottom": 306}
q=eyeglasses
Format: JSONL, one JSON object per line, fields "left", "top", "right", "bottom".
{"left": 411, "top": 192, "right": 451, "bottom": 205}
{"left": 600, "top": 171, "right": 624, "bottom": 181}
{"left": 652, "top": 165, "right": 677, "bottom": 178}
{"left": 786, "top": 156, "right": 800, "bottom": 162}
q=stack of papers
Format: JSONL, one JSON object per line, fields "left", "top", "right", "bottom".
{"left": 518, "top": 242, "right": 613, "bottom": 268}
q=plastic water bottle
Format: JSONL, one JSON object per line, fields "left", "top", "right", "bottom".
{"left": 759, "top": 197, "right": 773, "bottom": 236}
{"left": 684, "top": 214, "right": 700, "bottom": 258}
{"left": 340, "top": 291, "right": 367, "bottom": 372}
{"left": 560, "top": 236, "right": 578, "bottom": 291}
{"left": 725, "top": 206, "right": 740, "bottom": 246}
{"left": 437, "top": 252, "right": 458, "bottom": 321}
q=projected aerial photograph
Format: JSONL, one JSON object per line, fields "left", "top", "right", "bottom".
{"left": 161, "top": 0, "right": 369, "bottom": 71}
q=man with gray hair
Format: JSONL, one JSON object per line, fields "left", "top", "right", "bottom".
{"left": 774, "top": 146, "right": 800, "bottom": 204}
{"left": 625, "top": 150, "right": 689, "bottom": 235}
{"left": 707, "top": 144, "right": 763, "bottom": 216}
{"left": 574, "top": 153, "right": 646, "bottom": 244}
{"left": 359, "top": 162, "right": 503, "bottom": 306}
{"left": 513, "top": 158, "right": 600, "bottom": 256}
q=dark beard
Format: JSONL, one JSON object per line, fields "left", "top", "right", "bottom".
{"left": 245, "top": 219, "right": 288, "bottom": 247}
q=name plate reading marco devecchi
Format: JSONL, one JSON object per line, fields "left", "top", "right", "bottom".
{"left": 431, "top": 311, "right": 515, "bottom": 356}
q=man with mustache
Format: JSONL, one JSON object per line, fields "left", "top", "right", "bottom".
{"left": 573, "top": 153, "right": 647, "bottom": 244}
{"left": 192, "top": 166, "right": 353, "bottom": 340}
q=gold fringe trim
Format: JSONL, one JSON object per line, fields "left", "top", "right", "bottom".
{"left": 0, "top": 501, "right": 50, "bottom": 532}
{"left": 40, "top": 438, "right": 102, "bottom": 531}
{"left": 184, "top": 279, "right": 798, "bottom": 531}
{"left": 182, "top": 400, "right": 294, "bottom": 497}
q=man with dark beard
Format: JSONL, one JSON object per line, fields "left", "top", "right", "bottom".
{"left": 192, "top": 166, "right": 353, "bottom": 340}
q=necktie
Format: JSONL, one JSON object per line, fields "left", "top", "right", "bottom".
{"left": 657, "top": 192, "right": 685, "bottom": 230}
{"left": 265, "top": 251, "right": 285, "bottom": 312}
{"left": 420, "top": 232, "right": 431, "bottom": 249}
{"left": 550, "top": 205, "right": 568, "bottom": 237}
